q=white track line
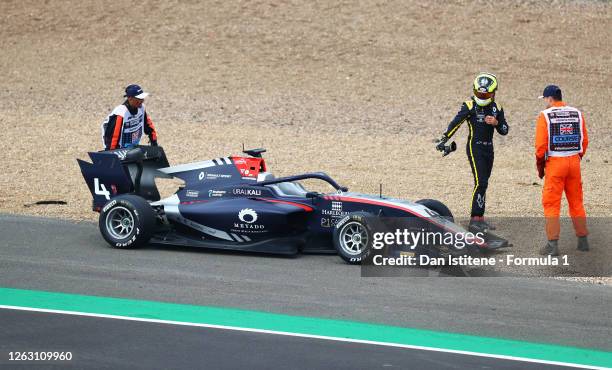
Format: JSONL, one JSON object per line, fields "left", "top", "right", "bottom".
{"left": 0, "top": 305, "right": 608, "bottom": 370}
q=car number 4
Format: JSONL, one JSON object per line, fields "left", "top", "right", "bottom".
{"left": 94, "top": 178, "right": 110, "bottom": 200}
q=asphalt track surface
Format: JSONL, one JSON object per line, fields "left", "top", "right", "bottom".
{"left": 1, "top": 214, "right": 611, "bottom": 369}
{"left": 0, "top": 308, "right": 589, "bottom": 370}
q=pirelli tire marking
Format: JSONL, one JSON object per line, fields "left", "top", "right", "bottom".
{"left": 114, "top": 227, "right": 140, "bottom": 248}
{"left": 102, "top": 200, "right": 117, "bottom": 213}
{"left": 335, "top": 215, "right": 351, "bottom": 230}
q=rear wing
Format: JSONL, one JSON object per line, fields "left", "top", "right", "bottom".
{"left": 77, "top": 146, "right": 170, "bottom": 211}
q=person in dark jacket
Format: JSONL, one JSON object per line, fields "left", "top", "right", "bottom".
{"left": 436, "top": 72, "right": 509, "bottom": 231}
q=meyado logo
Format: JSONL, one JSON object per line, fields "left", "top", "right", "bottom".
{"left": 238, "top": 208, "right": 258, "bottom": 224}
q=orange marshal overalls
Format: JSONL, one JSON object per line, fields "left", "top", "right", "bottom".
{"left": 535, "top": 101, "right": 588, "bottom": 240}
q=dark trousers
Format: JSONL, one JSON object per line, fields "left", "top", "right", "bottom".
{"left": 466, "top": 146, "right": 494, "bottom": 217}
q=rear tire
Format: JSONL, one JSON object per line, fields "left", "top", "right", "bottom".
{"left": 416, "top": 199, "right": 454, "bottom": 222}
{"left": 99, "top": 195, "right": 156, "bottom": 249}
{"left": 333, "top": 212, "right": 377, "bottom": 264}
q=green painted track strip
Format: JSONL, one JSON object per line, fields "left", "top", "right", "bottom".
{"left": 0, "top": 287, "right": 610, "bottom": 368}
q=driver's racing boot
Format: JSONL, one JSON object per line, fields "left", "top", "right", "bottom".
{"left": 577, "top": 236, "right": 590, "bottom": 252}
{"left": 539, "top": 240, "right": 559, "bottom": 256}
{"left": 482, "top": 218, "right": 496, "bottom": 230}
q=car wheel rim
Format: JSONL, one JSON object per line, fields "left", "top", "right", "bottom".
{"left": 339, "top": 221, "right": 368, "bottom": 256}
{"left": 106, "top": 206, "right": 135, "bottom": 240}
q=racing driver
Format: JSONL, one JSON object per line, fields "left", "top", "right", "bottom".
{"left": 101, "top": 84, "right": 158, "bottom": 150}
{"left": 436, "top": 72, "right": 509, "bottom": 231}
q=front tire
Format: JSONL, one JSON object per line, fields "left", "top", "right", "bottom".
{"left": 99, "top": 195, "right": 156, "bottom": 249}
{"left": 333, "top": 212, "right": 377, "bottom": 264}
{"left": 416, "top": 199, "right": 454, "bottom": 222}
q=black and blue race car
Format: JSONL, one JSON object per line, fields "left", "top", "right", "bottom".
{"left": 78, "top": 146, "right": 506, "bottom": 263}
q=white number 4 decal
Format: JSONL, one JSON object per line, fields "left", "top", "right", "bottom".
{"left": 94, "top": 178, "right": 110, "bottom": 200}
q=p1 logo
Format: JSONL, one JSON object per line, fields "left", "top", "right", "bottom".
{"left": 94, "top": 178, "right": 110, "bottom": 200}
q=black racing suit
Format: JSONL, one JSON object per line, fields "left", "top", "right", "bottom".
{"left": 443, "top": 98, "right": 509, "bottom": 217}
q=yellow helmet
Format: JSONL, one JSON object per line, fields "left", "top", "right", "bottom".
{"left": 473, "top": 72, "right": 498, "bottom": 106}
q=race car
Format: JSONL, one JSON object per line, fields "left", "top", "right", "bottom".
{"left": 77, "top": 146, "right": 506, "bottom": 263}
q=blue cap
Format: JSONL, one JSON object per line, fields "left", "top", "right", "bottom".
{"left": 124, "top": 84, "right": 149, "bottom": 99}
{"left": 539, "top": 85, "right": 562, "bottom": 100}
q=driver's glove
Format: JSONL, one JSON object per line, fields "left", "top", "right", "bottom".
{"left": 435, "top": 136, "right": 448, "bottom": 152}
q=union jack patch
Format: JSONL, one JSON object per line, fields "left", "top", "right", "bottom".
{"left": 560, "top": 124, "right": 574, "bottom": 135}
